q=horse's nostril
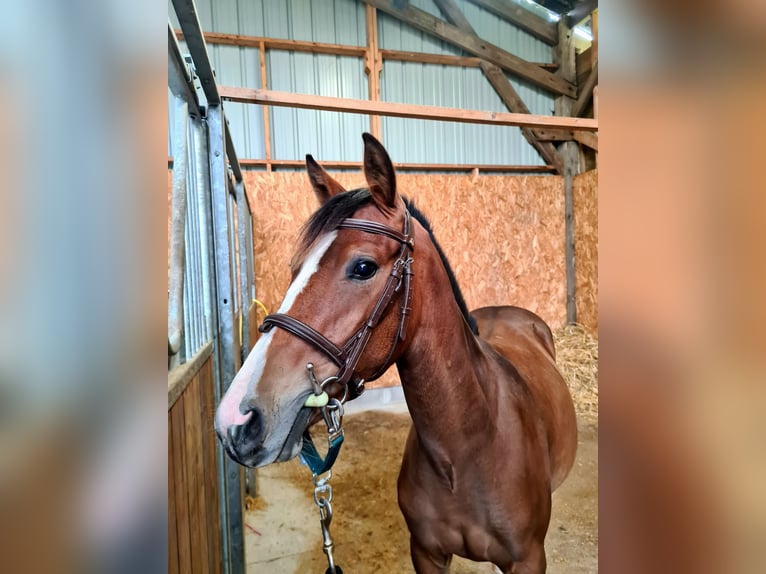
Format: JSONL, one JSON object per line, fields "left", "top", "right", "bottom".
{"left": 227, "top": 406, "right": 264, "bottom": 447}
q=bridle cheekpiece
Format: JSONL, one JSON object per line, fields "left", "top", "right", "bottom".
{"left": 258, "top": 206, "right": 415, "bottom": 403}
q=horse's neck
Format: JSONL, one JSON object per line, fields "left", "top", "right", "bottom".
{"left": 396, "top": 301, "right": 497, "bottom": 460}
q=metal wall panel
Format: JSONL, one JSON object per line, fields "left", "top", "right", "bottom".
{"left": 377, "top": 0, "right": 554, "bottom": 166}
{"left": 170, "top": 0, "right": 558, "bottom": 167}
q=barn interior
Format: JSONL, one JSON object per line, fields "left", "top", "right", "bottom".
{"left": 167, "top": 0, "right": 598, "bottom": 572}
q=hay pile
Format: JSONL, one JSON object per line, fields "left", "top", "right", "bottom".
{"left": 554, "top": 324, "right": 599, "bottom": 422}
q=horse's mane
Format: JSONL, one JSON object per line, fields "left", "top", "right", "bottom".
{"left": 403, "top": 198, "right": 478, "bottom": 335}
{"left": 295, "top": 188, "right": 478, "bottom": 335}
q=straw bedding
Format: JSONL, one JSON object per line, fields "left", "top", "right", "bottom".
{"left": 553, "top": 323, "right": 599, "bottom": 421}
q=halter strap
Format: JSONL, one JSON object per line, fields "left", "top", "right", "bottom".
{"left": 259, "top": 208, "right": 414, "bottom": 400}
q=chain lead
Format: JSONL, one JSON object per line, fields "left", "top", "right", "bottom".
{"left": 304, "top": 367, "right": 346, "bottom": 574}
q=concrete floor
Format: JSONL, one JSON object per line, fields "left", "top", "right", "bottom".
{"left": 244, "top": 393, "right": 597, "bottom": 573}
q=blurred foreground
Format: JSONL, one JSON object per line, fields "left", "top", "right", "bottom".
{"left": 0, "top": 0, "right": 764, "bottom": 572}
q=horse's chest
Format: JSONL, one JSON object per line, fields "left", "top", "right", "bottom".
{"left": 399, "top": 444, "right": 496, "bottom": 533}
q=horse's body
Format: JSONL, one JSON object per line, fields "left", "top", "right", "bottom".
{"left": 471, "top": 305, "right": 577, "bottom": 491}
{"left": 215, "top": 135, "right": 577, "bottom": 573}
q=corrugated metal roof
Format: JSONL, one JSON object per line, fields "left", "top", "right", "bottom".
{"left": 169, "top": 0, "right": 558, "bottom": 167}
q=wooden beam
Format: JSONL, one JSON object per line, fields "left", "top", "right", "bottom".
{"left": 576, "top": 46, "right": 592, "bottom": 85}
{"left": 259, "top": 41, "right": 272, "bottom": 172}
{"left": 573, "top": 130, "right": 598, "bottom": 151}
{"left": 592, "top": 9, "right": 598, "bottom": 66}
{"left": 380, "top": 49, "right": 557, "bottom": 71}
{"left": 168, "top": 157, "right": 555, "bottom": 172}
{"left": 593, "top": 85, "right": 598, "bottom": 119}
{"left": 572, "top": 60, "right": 597, "bottom": 118}
{"left": 362, "top": 0, "right": 574, "bottom": 97}
{"left": 383, "top": 49, "right": 483, "bottom": 67}
{"left": 434, "top": 0, "right": 474, "bottom": 32}
{"left": 365, "top": 6, "right": 382, "bottom": 139}
{"left": 238, "top": 159, "right": 555, "bottom": 172}
{"left": 465, "top": 0, "right": 557, "bottom": 45}
{"left": 480, "top": 62, "right": 563, "bottom": 174}
{"left": 175, "top": 29, "right": 367, "bottom": 57}
{"left": 432, "top": 0, "right": 563, "bottom": 174}
{"left": 176, "top": 29, "right": 558, "bottom": 71}
{"left": 220, "top": 86, "right": 598, "bottom": 131}
{"left": 532, "top": 128, "right": 574, "bottom": 141}
{"left": 555, "top": 20, "right": 579, "bottom": 325}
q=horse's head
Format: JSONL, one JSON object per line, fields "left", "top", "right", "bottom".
{"left": 215, "top": 134, "right": 417, "bottom": 467}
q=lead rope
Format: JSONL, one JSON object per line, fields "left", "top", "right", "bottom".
{"left": 301, "top": 363, "right": 346, "bottom": 574}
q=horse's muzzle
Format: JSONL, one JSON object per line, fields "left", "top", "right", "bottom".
{"left": 216, "top": 406, "right": 266, "bottom": 467}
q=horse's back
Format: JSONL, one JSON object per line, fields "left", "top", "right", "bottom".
{"left": 470, "top": 305, "right": 577, "bottom": 490}
{"left": 472, "top": 305, "right": 556, "bottom": 360}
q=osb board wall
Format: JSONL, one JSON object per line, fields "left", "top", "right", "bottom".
{"left": 244, "top": 170, "right": 566, "bottom": 389}
{"left": 573, "top": 169, "right": 598, "bottom": 337}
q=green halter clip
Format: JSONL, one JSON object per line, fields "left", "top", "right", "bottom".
{"left": 300, "top": 363, "right": 345, "bottom": 475}
{"left": 299, "top": 429, "right": 344, "bottom": 476}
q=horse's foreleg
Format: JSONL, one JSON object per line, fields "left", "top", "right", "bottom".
{"left": 410, "top": 537, "right": 452, "bottom": 574}
{"left": 505, "top": 542, "right": 546, "bottom": 574}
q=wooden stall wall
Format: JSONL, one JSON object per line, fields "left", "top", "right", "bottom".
{"left": 244, "top": 170, "right": 566, "bottom": 389}
{"left": 573, "top": 169, "right": 598, "bottom": 336}
{"left": 168, "top": 355, "right": 224, "bottom": 574}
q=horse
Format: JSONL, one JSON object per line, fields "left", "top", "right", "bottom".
{"left": 215, "top": 133, "right": 578, "bottom": 573}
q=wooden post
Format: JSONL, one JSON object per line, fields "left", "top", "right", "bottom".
{"left": 592, "top": 9, "right": 598, "bottom": 66}
{"left": 365, "top": 6, "right": 382, "bottom": 139}
{"left": 555, "top": 20, "right": 579, "bottom": 325}
{"left": 259, "top": 41, "right": 272, "bottom": 172}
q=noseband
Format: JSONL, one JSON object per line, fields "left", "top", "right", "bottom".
{"left": 259, "top": 208, "right": 414, "bottom": 401}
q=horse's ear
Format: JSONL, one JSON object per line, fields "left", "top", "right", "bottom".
{"left": 362, "top": 133, "right": 397, "bottom": 212}
{"left": 306, "top": 155, "right": 346, "bottom": 205}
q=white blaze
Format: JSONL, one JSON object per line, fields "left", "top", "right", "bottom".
{"left": 215, "top": 231, "right": 338, "bottom": 430}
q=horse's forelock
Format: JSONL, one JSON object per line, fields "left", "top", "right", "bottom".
{"left": 291, "top": 187, "right": 372, "bottom": 272}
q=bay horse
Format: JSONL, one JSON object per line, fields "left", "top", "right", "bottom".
{"left": 215, "top": 134, "right": 577, "bottom": 573}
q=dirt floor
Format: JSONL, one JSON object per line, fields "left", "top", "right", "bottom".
{"left": 244, "top": 408, "right": 597, "bottom": 573}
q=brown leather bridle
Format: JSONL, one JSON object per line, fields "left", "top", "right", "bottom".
{"left": 259, "top": 208, "right": 414, "bottom": 401}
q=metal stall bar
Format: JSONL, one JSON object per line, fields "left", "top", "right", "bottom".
{"left": 192, "top": 119, "right": 214, "bottom": 345}
{"left": 235, "top": 179, "right": 250, "bottom": 400}
{"left": 171, "top": 1, "right": 245, "bottom": 571}
{"left": 171, "top": 0, "right": 220, "bottom": 106}
{"left": 167, "top": 22, "right": 200, "bottom": 117}
{"left": 190, "top": 106, "right": 232, "bottom": 574}
{"left": 183, "top": 127, "right": 202, "bottom": 357}
{"left": 207, "top": 103, "right": 245, "bottom": 574}
{"left": 168, "top": 97, "right": 189, "bottom": 369}
{"left": 170, "top": 15, "right": 232, "bottom": 572}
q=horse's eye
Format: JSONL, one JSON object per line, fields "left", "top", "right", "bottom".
{"left": 349, "top": 259, "right": 378, "bottom": 280}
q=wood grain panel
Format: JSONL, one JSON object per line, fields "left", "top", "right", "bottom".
{"left": 183, "top": 377, "right": 208, "bottom": 574}
{"left": 170, "top": 400, "right": 191, "bottom": 574}
{"left": 168, "top": 416, "right": 179, "bottom": 574}
{"left": 199, "top": 358, "right": 223, "bottom": 574}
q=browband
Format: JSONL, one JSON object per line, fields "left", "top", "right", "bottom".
{"left": 259, "top": 208, "right": 414, "bottom": 401}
